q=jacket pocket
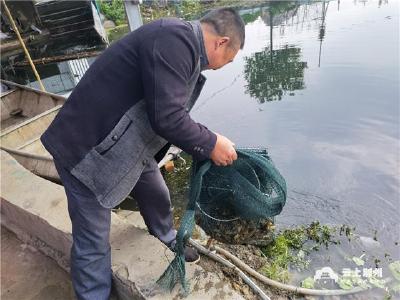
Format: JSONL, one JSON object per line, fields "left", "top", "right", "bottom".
{"left": 94, "top": 115, "right": 132, "bottom": 155}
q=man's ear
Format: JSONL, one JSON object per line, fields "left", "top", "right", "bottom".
{"left": 218, "top": 37, "right": 230, "bottom": 48}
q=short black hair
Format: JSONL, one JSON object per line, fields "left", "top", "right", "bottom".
{"left": 200, "top": 8, "right": 245, "bottom": 50}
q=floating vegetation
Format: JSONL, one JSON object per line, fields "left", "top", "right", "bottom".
{"left": 260, "top": 221, "right": 342, "bottom": 282}
{"left": 257, "top": 221, "right": 400, "bottom": 298}
{"left": 259, "top": 222, "right": 351, "bottom": 282}
{"left": 339, "top": 224, "right": 355, "bottom": 242}
{"left": 389, "top": 261, "right": 400, "bottom": 281}
{"left": 351, "top": 254, "right": 366, "bottom": 266}
{"left": 301, "top": 276, "right": 315, "bottom": 289}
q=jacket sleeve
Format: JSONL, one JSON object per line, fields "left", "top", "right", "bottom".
{"left": 139, "top": 24, "right": 217, "bottom": 161}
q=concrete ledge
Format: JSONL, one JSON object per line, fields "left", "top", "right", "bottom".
{"left": 1, "top": 151, "right": 244, "bottom": 300}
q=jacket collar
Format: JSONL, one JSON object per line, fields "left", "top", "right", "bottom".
{"left": 189, "top": 20, "right": 209, "bottom": 71}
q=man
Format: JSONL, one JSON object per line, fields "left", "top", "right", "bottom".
{"left": 41, "top": 8, "right": 245, "bottom": 300}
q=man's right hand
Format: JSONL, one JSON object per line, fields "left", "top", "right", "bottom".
{"left": 210, "top": 133, "right": 237, "bottom": 166}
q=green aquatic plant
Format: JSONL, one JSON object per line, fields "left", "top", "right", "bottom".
{"left": 260, "top": 235, "right": 293, "bottom": 282}
{"left": 282, "top": 221, "right": 341, "bottom": 251}
{"left": 339, "top": 224, "right": 355, "bottom": 241}
{"left": 368, "top": 277, "right": 387, "bottom": 289}
{"left": 260, "top": 221, "right": 340, "bottom": 282}
{"left": 352, "top": 254, "right": 366, "bottom": 266}
{"left": 305, "top": 221, "right": 339, "bottom": 249}
{"left": 389, "top": 261, "right": 400, "bottom": 281}
{"left": 337, "top": 275, "right": 373, "bottom": 290}
{"left": 337, "top": 277, "right": 354, "bottom": 290}
{"left": 385, "top": 260, "right": 400, "bottom": 298}
{"left": 301, "top": 277, "right": 315, "bottom": 289}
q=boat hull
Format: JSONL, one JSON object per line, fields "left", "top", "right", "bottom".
{"left": 1, "top": 80, "right": 64, "bottom": 182}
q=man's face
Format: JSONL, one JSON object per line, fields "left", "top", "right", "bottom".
{"left": 207, "top": 38, "right": 239, "bottom": 70}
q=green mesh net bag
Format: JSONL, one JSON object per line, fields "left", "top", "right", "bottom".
{"left": 157, "top": 148, "right": 287, "bottom": 294}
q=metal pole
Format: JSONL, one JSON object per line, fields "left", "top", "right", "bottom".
{"left": 2, "top": 0, "right": 46, "bottom": 91}
{"left": 124, "top": 0, "right": 143, "bottom": 32}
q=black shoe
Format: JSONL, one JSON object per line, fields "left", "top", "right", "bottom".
{"left": 167, "top": 240, "right": 200, "bottom": 263}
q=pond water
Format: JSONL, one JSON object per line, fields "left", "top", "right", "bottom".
{"left": 185, "top": 0, "right": 399, "bottom": 293}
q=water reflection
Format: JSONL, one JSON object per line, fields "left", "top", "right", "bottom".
{"left": 243, "top": 1, "right": 309, "bottom": 103}
{"left": 244, "top": 45, "right": 307, "bottom": 103}
{"left": 240, "top": 7, "right": 262, "bottom": 25}
{"left": 261, "top": 1, "right": 300, "bottom": 27}
{"left": 318, "top": 2, "right": 329, "bottom": 67}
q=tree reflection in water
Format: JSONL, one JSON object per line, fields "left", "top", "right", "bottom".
{"left": 244, "top": 45, "right": 307, "bottom": 103}
{"left": 243, "top": 1, "right": 308, "bottom": 103}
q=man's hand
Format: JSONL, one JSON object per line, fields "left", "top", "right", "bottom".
{"left": 210, "top": 133, "right": 237, "bottom": 166}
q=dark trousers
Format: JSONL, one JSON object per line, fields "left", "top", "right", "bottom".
{"left": 54, "top": 158, "right": 175, "bottom": 300}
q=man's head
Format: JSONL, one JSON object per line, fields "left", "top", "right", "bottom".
{"left": 200, "top": 8, "right": 245, "bottom": 70}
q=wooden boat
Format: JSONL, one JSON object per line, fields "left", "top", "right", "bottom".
{"left": 1, "top": 80, "right": 65, "bottom": 182}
